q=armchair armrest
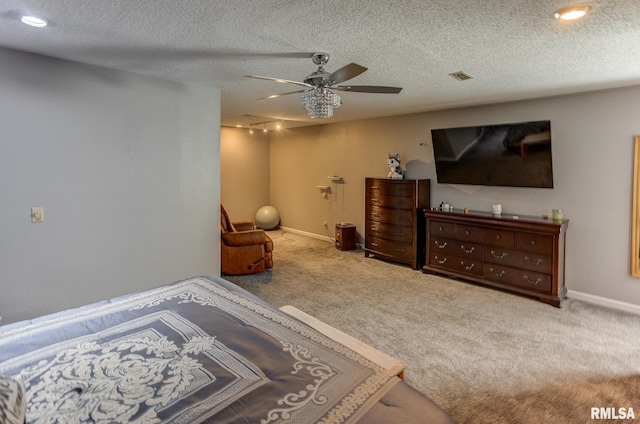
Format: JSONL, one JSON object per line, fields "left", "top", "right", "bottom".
{"left": 222, "top": 230, "right": 267, "bottom": 247}
{"left": 232, "top": 221, "right": 255, "bottom": 232}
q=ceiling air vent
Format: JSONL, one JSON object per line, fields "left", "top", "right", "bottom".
{"left": 448, "top": 71, "right": 474, "bottom": 81}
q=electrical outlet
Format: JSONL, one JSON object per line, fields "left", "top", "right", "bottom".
{"left": 323, "top": 221, "right": 328, "bottom": 228}
{"left": 31, "top": 207, "right": 44, "bottom": 223}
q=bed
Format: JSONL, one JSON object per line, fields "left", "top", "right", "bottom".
{"left": 0, "top": 276, "right": 455, "bottom": 423}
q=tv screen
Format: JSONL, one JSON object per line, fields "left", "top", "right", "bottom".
{"left": 431, "top": 120, "right": 553, "bottom": 188}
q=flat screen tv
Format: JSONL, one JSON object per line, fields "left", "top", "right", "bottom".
{"left": 431, "top": 120, "right": 553, "bottom": 188}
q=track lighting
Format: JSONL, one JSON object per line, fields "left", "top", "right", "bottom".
{"left": 245, "top": 119, "right": 285, "bottom": 133}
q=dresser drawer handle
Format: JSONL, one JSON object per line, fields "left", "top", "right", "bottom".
{"left": 530, "top": 240, "right": 536, "bottom": 246}
{"left": 371, "top": 242, "right": 379, "bottom": 247}
{"left": 435, "top": 256, "right": 447, "bottom": 264}
{"left": 371, "top": 198, "right": 380, "bottom": 203}
{"left": 490, "top": 250, "right": 507, "bottom": 260}
{"left": 371, "top": 186, "right": 380, "bottom": 190}
{"left": 396, "top": 248, "right": 406, "bottom": 253}
{"left": 489, "top": 267, "right": 505, "bottom": 278}
{"left": 370, "top": 212, "right": 380, "bottom": 217}
{"left": 438, "top": 226, "right": 444, "bottom": 232}
{"left": 435, "top": 241, "right": 448, "bottom": 249}
{"left": 524, "top": 256, "right": 543, "bottom": 266}
{"left": 523, "top": 275, "right": 541, "bottom": 285}
{"left": 496, "top": 235, "right": 501, "bottom": 240}
{"left": 461, "top": 261, "right": 475, "bottom": 271}
{"left": 465, "top": 230, "right": 470, "bottom": 236}
{"left": 461, "top": 245, "right": 475, "bottom": 254}
{"left": 396, "top": 232, "right": 406, "bottom": 236}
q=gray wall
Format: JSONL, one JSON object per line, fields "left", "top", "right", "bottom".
{"left": 240, "top": 85, "right": 640, "bottom": 310}
{"left": 0, "top": 47, "right": 221, "bottom": 324}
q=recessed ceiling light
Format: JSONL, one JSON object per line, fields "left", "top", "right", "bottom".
{"left": 554, "top": 4, "right": 592, "bottom": 21}
{"left": 21, "top": 15, "right": 48, "bottom": 28}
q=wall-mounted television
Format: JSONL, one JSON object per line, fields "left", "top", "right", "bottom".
{"left": 431, "top": 120, "right": 553, "bottom": 188}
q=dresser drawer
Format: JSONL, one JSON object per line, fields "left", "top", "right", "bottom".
{"left": 366, "top": 194, "right": 414, "bottom": 209}
{"left": 366, "top": 237, "right": 413, "bottom": 261}
{"left": 515, "top": 232, "right": 554, "bottom": 254}
{"left": 430, "top": 220, "right": 454, "bottom": 237}
{"left": 367, "top": 205, "right": 413, "bottom": 226}
{"left": 453, "top": 224, "right": 484, "bottom": 243}
{"left": 483, "top": 264, "right": 552, "bottom": 293}
{"left": 428, "top": 252, "right": 482, "bottom": 276}
{"left": 366, "top": 180, "right": 415, "bottom": 197}
{"left": 483, "top": 228, "right": 514, "bottom": 247}
{"left": 430, "top": 237, "right": 483, "bottom": 260}
{"left": 366, "top": 221, "right": 413, "bottom": 242}
{"left": 483, "top": 246, "right": 553, "bottom": 273}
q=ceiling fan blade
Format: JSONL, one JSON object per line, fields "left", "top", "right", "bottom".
{"left": 245, "top": 75, "right": 313, "bottom": 88}
{"left": 256, "top": 89, "right": 312, "bottom": 100}
{"left": 268, "top": 52, "right": 317, "bottom": 59}
{"left": 336, "top": 85, "right": 403, "bottom": 94}
{"left": 328, "top": 63, "right": 368, "bottom": 84}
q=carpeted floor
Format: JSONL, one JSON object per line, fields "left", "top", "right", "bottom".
{"left": 224, "top": 230, "right": 640, "bottom": 424}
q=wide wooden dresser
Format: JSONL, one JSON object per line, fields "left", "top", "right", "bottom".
{"left": 364, "top": 178, "right": 430, "bottom": 269}
{"left": 423, "top": 210, "right": 568, "bottom": 306}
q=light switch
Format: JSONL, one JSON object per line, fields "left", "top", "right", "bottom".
{"left": 31, "top": 207, "right": 44, "bottom": 223}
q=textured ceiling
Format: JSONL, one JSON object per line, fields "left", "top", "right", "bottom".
{"left": 1, "top": 0, "right": 639, "bottom": 129}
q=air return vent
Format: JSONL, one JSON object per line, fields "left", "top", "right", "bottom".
{"left": 448, "top": 71, "right": 474, "bottom": 81}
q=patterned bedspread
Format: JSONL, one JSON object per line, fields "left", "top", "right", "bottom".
{"left": 0, "top": 277, "right": 400, "bottom": 423}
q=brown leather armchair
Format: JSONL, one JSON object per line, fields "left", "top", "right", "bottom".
{"left": 220, "top": 205, "right": 273, "bottom": 275}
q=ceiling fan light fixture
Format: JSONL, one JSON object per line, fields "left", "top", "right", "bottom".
{"left": 301, "top": 88, "right": 341, "bottom": 119}
{"left": 554, "top": 4, "right": 592, "bottom": 21}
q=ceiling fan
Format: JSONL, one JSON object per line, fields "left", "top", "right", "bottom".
{"left": 245, "top": 53, "right": 402, "bottom": 118}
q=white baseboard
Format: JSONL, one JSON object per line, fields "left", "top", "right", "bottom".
{"left": 280, "top": 226, "right": 333, "bottom": 243}
{"left": 567, "top": 290, "right": 640, "bottom": 315}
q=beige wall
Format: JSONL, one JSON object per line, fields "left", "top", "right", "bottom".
{"left": 222, "top": 85, "right": 640, "bottom": 310}
{"left": 220, "top": 127, "right": 270, "bottom": 222}
{"left": 269, "top": 114, "right": 434, "bottom": 238}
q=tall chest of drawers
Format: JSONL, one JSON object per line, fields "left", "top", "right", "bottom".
{"left": 423, "top": 210, "right": 568, "bottom": 306}
{"left": 364, "top": 178, "right": 430, "bottom": 269}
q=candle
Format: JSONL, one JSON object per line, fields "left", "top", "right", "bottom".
{"left": 552, "top": 209, "right": 563, "bottom": 221}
